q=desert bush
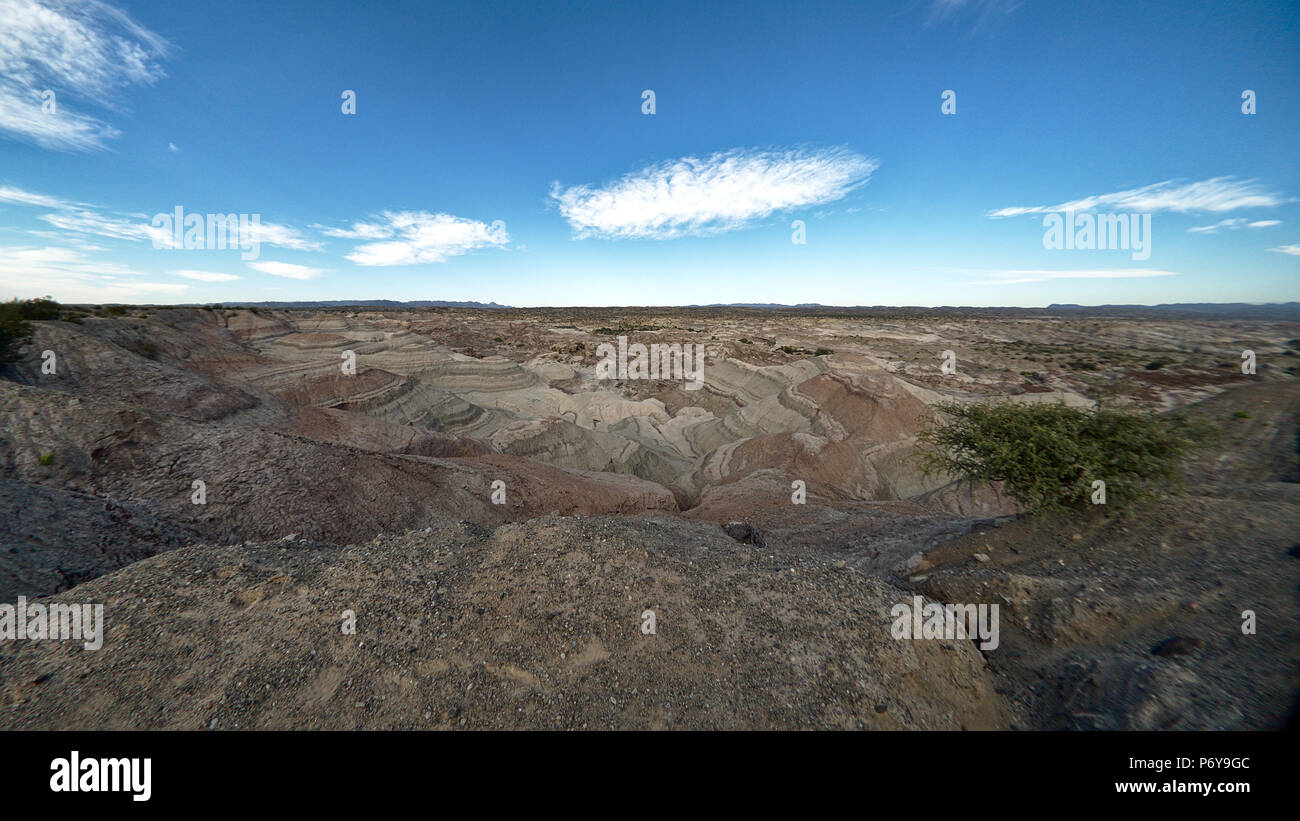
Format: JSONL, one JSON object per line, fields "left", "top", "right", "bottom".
{"left": 919, "top": 400, "right": 1215, "bottom": 513}
{"left": 1, "top": 297, "right": 62, "bottom": 361}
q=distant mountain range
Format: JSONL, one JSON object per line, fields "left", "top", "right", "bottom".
{"left": 1042, "top": 302, "right": 1300, "bottom": 320}
{"left": 180, "top": 299, "right": 510, "bottom": 310}
{"left": 153, "top": 299, "right": 1299, "bottom": 320}
{"left": 691, "top": 302, "right": 1300, "bottom": 320}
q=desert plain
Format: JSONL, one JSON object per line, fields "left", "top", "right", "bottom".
{"left": 0, "top": 304, "right": 1297, "bottom": 730}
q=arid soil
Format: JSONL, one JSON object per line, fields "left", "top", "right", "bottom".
{"left": 1, "top": 306, "right": 1297, "bottom": 729}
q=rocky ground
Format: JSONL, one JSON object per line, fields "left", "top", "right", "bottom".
{"left": 0, "top": 306, "right": 1296, "bottom": 729}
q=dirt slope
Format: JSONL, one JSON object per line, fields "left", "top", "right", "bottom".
{"left": 0, "top": 515, "right": 1008, "bottom": 730}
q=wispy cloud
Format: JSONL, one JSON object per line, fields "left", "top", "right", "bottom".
{"left": 248, "top": 260, "right": 325, "bottom": 280}
{"left": 0, "top": 244, "right": 187, "bottom": 302}
{"left": 249, "top": 221, "right": 323, "bottom": 252}
{"left": 41, "top": 209, "right": 172, "bottom": 246}
{"left": 4, "top": 185, "right": 322, "bottom": 252}
{"left": 970, "top": 268, "right": 1179, "bottom": 286}
{"left": 1188, "top": 218, "right": 1281, "bottom": 234}
{"left": 988, "top": 177, "right": 1286, "bottom": 218}
{"left": 330, "top": 211, "right": 508, "bottom": 266}
{"left": 551, "top": 146, "right": 877, "bottom": 240}
{"left": 172, "top": 269, "right": 241, "bottom": 282}
{"left": 1267, "top": 244, "right": 1300, "bottom": 256}
{"left": 0, "top": 184, "right": 81, "bottom": 209}
{"left": 318, "top": 222, "right": 393, "bottom": 240}
{"left": 0, "top": 0, "right": 170, "bottom": 151}
{"left": 926, "top": 0, "right": 1022, "bottom": 27}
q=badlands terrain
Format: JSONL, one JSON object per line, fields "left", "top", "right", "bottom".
{"left": 1, "top": 305, "right": 1297, "bottom": 729}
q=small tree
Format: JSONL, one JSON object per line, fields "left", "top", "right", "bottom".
{"left": 919, "top": 400, "right": 1214, "bottom": 513}
{"left": 0, "top": 297, "right": 61, "bottom": 362}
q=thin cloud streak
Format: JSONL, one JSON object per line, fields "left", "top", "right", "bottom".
{"left": 988, "top": 177, "right": 1286, "bottom": 218}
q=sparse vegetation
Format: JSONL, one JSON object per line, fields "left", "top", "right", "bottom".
{"left": 38, "top": 451, "right": 54, "bottom": 466}
{"left": 777, "top": 344, "right": 830, "bottom": 356}
{"left": 593, "top": 325, "right": 660, "bottom": 335}
{"left": 1, "top": 297, "right": 62, "bottom": 362}
{"left": 920, "top": 400, "right": 1216, "bottom": 513}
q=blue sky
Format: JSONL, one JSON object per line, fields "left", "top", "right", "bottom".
{"left": 0, "top": 0, "right": 1297, "bottom": 306}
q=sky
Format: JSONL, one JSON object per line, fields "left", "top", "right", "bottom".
{"left": 0, "top": 0, "right": 1297, "bottom": 307}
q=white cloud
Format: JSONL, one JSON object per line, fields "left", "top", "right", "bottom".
{"left": 17, "top": 196, "right": 320, "bottom": 253}
{"left": 40, "top": 209, "right": 173, "bottom": 246}
{"left": 550, "top": 146, "right": 877, "bottom": 239}
{"left": 988, "top": 177, "right": 1286, "bottom": 218}
{"left": 1189, "top": 217, "right": 1282, "bottom": 234}
{"left": 0, "top": 0, "right": 170, "bottom": 150}
{"left": 0, "top": 244, "right": 187, "bottom": 302}
{"left": 970, "top": 269, "right": 1179, "bottom": 286}
{"left": 1267, "top": 244, "right": 1300, "bottom": 256}
{"left": 0, "top": 184, "right": 79, "bottom": 208}
{"left": 172, "top": 269, "right": 241, "bottom": 282}
{"left": 336, "top": 211, "right": 508, "bottom": 266}
{"left": 249, "top": 221, "right": 323, "bottom": 252}
{"left": 248, "top": 260, "right": 324, "bottom": 280}
{"left": 318, "top": 222, "right": 393, "bottom": 240}
{"left": 168, "top": 142, "right": 179, "bottom": 152}
{"left": 1188, "top": 218, "right": 1246, "bottom": 234}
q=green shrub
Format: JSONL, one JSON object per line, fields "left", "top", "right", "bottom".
{"left": 0, "top": 307, "right": 33, "bottom": 362}
{"left": 16, "top": 297, "right": 62, "bottom": 320}
{"left": 919, "top": 400, "right": 1215, "bottom": 513}
{"left": 1, "top": 297, "right": 62, "bottom": 362}
{"left": 38, "top": 451, "right": 54, "bottom": 466}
